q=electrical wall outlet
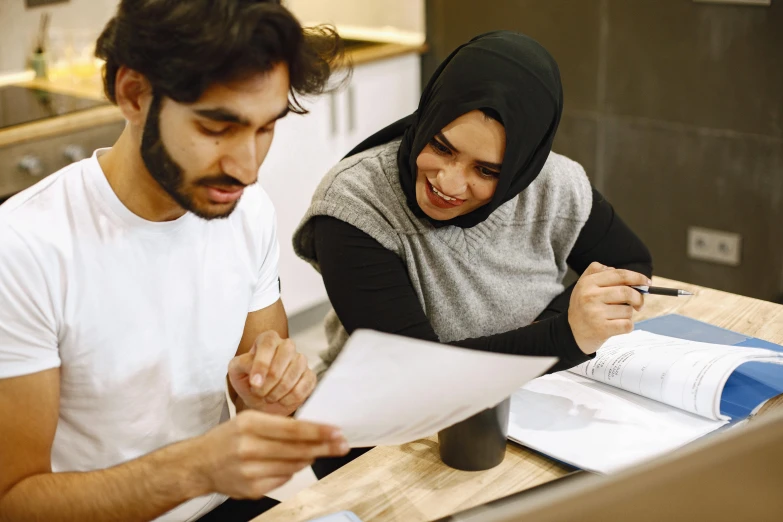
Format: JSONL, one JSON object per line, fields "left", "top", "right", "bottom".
{"left": 687, "top": 227, "right": 742, "bottom": 266}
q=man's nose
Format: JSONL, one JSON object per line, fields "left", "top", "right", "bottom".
{"left": 222, "top": 137, "right": 260, "bottom": 184}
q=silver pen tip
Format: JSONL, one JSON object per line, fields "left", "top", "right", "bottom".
{"left": 679, "top": 290, "right": 694, "bottom": 296}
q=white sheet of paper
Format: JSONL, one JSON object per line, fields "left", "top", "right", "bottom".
{"left": 507, "top": 372, "right": 726, "bottom": 474}
{"left": 568, "top": 330, "right": 783, "bottom": 420}
{"left": 295, "top": 329, "right": 557, "bottom": 447}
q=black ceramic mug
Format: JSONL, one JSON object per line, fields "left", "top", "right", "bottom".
{"left": 438, "top": 397, "right": 511, "bottom": 471}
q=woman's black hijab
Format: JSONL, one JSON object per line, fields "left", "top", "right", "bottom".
{"left": 345, "top": 31, "right": 564, "bottom": 229}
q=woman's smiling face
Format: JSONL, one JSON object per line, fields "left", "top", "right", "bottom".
{"left": 414, "top": 110, "right": 506, "bottom": 220}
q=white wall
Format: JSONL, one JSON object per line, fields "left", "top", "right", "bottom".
{"left": 0, "top": 0, "right": 119, "bottom": 74}
{"left": 0, "top": 0, "right": 425, "bottom": 74}
{"left": 284, "top": 0, "right": 425, "bottom": 35}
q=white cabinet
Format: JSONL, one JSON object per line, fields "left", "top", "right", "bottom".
{"left": 261, "top": 52, "right": 421, "bottom": 316}
{"left": 338, "top": 52, "right": 422, "bottom": 154}
{"left": 257, "top": 94, "right": 338, "bottom": 317}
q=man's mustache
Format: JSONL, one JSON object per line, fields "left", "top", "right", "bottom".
{"left": 194, "top": 174, "right": 248, "bottom": 189}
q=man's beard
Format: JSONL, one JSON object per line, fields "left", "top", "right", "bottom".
{"left": 140, "top": 95, "right": 246, "bottom": 220}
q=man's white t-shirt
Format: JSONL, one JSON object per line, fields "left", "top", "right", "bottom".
{"left": 0, "top": 150, "right": 281, "bottom": 521}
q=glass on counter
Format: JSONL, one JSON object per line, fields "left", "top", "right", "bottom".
{"left": 47, "top": 27, "right": 102, "bottom": 85}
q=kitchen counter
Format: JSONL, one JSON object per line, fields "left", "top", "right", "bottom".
{"left": 0, "top": 74, "right": 122, "bottom": 149}
{"left": 0, "top": 40, "right": 426, "bottom": 150}
{"left": 348, "top": 41, "right": 427, "bottom": 66}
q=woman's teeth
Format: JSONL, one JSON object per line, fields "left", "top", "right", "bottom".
{"left": 432, "top": 184, "right": 457, "bottom": 201}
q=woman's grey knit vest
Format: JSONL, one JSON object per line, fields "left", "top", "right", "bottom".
{"left": 293, "top": 140, "right": 592, "bottom": 374}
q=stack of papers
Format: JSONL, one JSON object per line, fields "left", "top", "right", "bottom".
{"left": 297, "top": 329, "right": 556, "bottom": 447}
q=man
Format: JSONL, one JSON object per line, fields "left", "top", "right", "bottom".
{"left": 0, "top": 1, "right": 349, "bottom": 520}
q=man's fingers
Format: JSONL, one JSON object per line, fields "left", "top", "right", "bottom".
{"left": 255, "top": 339, "right": 296, "bottom": 397}
{"left": 591, "top": 268, "right": 651, "bottom": 288}
{"left": 240, "top": 460, "right": 314, "bottom": 478}
{"left": 240, "top": 437, "right": 349, "bottom": 462}
{"left": 228, "top": 351, "right": 254, "bottom": 380}
{"left": 247, "top": 331, "right": 283, "bottom": 389}
{"left": 238, "top": 463, "right": 313, "bottom": 498}
{"left": 237, "top": 410, "right": 343, "bottom": 443}
{"left": 245, "top": 474, "right": 304, "bottom": 500}
{"left": 278, "top": 368, "right": 317, "bottom": 409}
{"left": 264, "top": 353, "right": 308, "bottom": 403}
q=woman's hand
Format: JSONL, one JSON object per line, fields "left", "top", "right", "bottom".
{"left": 568, "top": 262, "right": 650, "bottom": 354}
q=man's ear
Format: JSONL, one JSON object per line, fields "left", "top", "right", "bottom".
{"left": 113, "top": 66, "right": 154, "bottom": 126}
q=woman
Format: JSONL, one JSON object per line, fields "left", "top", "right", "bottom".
{"left": 294, "top": 31, "right": 652, "bottom": 476}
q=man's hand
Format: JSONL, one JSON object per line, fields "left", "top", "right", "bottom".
{"left": 228, "top": 331, "right": 316, "bottom": 416}
{"left": 0, "top": 370, "right": 346, "bottom": 522}
{"left": 192, "top": 410, "right": 348, "bottom": 500}
{"left": 568, "top": 262, "right": 649, "bottom": 354}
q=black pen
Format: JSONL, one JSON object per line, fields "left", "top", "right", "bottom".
{"left": 632, "top": 285, "right": 693, "bottom": 297}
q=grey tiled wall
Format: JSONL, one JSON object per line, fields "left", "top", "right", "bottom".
{"left": 425, "top": 0, "right": 783, "bottom": 301}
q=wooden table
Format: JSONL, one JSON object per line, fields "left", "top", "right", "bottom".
{"left": 254, "top": 277, "right": 783, "bottom": 522}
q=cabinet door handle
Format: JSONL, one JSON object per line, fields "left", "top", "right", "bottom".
{"left": 347, "top": 85, "right": 356, "bottom": 134}
{"left": 329, "top": 92, "right": 339, "bottom": 137}
{"left": 18, "top": 155, "right": 45, "bottom": 177}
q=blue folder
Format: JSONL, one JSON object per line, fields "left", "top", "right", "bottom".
{"left": 635, "top": 314, "right": 783, "bottom": 420}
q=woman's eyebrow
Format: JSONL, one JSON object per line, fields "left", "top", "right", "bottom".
{"left": 435, "top": 132, "right": 459, "bottom": 152}
{"left": 476, "top": 159, "right": 502, "bottom": 170}
{"left": 437, "top": 132, "right": 502, "bottom": 170}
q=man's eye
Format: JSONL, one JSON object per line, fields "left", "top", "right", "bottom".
{"left": 199, "top": 124, "right": 229, "bottom": 137}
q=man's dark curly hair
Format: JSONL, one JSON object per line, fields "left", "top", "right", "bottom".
{"left": 95, "top": 0, "right": 345, "bottom": 114}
